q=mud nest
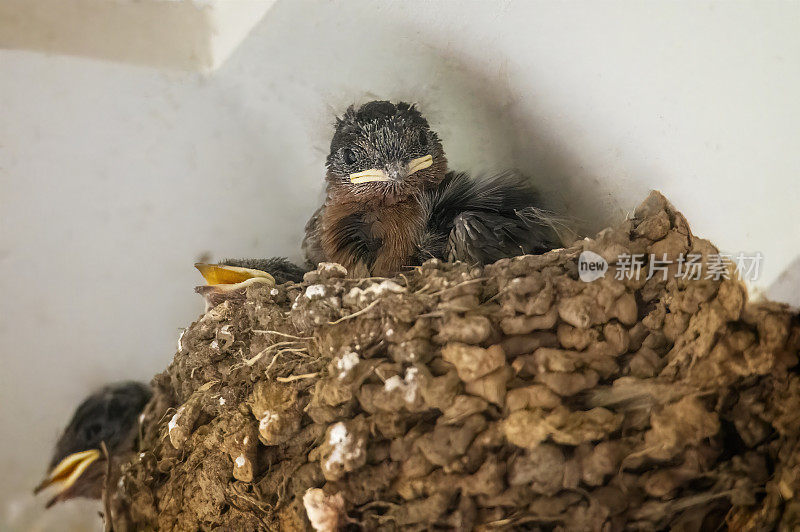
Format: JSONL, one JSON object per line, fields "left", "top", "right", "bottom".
{"left": 110, "top": 192, "right": 800, "bottom": 531}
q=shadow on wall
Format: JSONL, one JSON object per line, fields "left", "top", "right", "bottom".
{"left": 390, "top": 45, "right": 633, "bottom": 239}
{"left": 404, "top": 48, "right": 621, "bottom": 239}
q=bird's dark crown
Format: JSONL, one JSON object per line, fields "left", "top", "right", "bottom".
{"left": 50, "top": 381, "right": 151, "bottom": 469}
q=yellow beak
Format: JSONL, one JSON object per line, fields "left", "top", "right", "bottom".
{"left": 195, "top": 263, "right": 276, "bottom": 288}
{"left": 349, "top": 168, "right": 389, "bottom": 184}
{"left": 407, "top": 154, "right": 433, "bottom": 175}
{"left": 34, "top": 449, "right": 101, "bottom": 496}
{"left": 349, "top": 154, "right": 433, "bottom": 184}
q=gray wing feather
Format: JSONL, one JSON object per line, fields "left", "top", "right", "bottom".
{"left": 447, "top": 206, "right": 561, "bottom": 265}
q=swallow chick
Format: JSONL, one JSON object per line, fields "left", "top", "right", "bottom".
{"left": 35, "top": 381, "right": 151, "bottom": 508}
{"left": 302, "top": 100, "right": 561, "bottom": 277}
{"left": 194, "top": 257, "right": 305, "bottom": 308}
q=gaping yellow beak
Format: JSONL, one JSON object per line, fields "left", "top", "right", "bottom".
{"left": 34, "top": 449, "right": 101, "bottom": 496}
{"left": 195, "top": 263, "right": 276, "bottom": 289}
{"left": 349, "top": 154, "right": 433, "bottom": 184}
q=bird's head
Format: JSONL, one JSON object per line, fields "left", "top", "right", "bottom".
{"left": 326, "top": 101, "right": 448, "bottom": 203}
{"left": 35, "top": 382, "right": 151, "bottom": 508}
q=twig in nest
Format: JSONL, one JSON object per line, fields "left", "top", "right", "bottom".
{"left": 263, "top": 350, "right": 284, "bottom": 377}
{"left": 414, "top": 282, "right": 432, "bottom": 294}
{"left": 329, "top": 298, "right": 381, "bottom": 324}
{"left": 427, "top": 277, "right": 485, "bottom": 297}
{"left": 252, "top": 330, "right": 313, "bottom": 341}
{"left": 243, "top": 341, "right": 303, "bottom": 367}
{"left": 265, "top": 348, "right": 310, "bottom": 379}
{"left": 276, "top": 372, "right": 319, "bottom": 383}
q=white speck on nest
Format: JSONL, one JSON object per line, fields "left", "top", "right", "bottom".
{"left": 235, "top": 454, "right": 246, "bottom": 468}
{"left": 117, "top": 477, "right": 124, "bottom": 489}
{"left": 218, "top": 397, "right": 226, "bottom": 406}
{"left": 303, "top": 488, "right": 345, "bottom": 532}
{"left": 168, "top": 406, "right": 185, "bottom": 434}
{"left": 243, "top": 436, "right": 249, "bottom": 445}
{"left": 139, "top": 452, "right": 146, "bottom": 459}
{"left": 386, "top": 328, "right": 394, "bottom": 336}
{"left": 260, "top": 411, "right": 279, "bottom": 431}
{"left": 384, "top": 367, "right": 420, "bottom": 403}
{"left": 270, "top": 288, "right": 279, "bottom": 296}
{"left": 324, "top": 422, "right": 360, "bottom": 472}
{"left": 336, "top": 351, "right": 359, "bottom": 379}
{"left": 346, "top": 280, "right": 405, "bottom": 304}
{"left": 210, "top": 340, "right": 219, "bottom": 350}
{"left": 305, "top": 284, "right": 326, "bottom": 299}
{"left": 138, "top": 412, "right": 146, "bottom": 424}
{"left": 177, "top": 328, "right": 186, "bottom": 351}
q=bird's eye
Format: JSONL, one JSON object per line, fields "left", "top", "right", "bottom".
{"left": 342, "top": 149, "right": 357, "bottom": 166}
{"left": 418, "top": 130, "right": 428, "bottom": 147}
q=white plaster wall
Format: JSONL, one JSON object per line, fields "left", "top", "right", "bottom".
{"left": 1, "top": 1, "right": 799, "bottom": 528}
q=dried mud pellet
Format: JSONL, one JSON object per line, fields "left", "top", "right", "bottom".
{"left": 399, "top": 450, "right": 434, "bottom": 480}
{"left": 536, "top": 370, "right": 600, "bottom": 396}
{"left": 508, "top": 443, "right": 565, "bottom": 495}
{"left": 508, "top": 283, "right": 554, "bottom": 316}
{"left": 441, "top": 343, "right": 506, "bottom": 383}
{"left": 506, "top": 385, "right": 562, "bottom": 411}
{"left": 388, "top": 492, "right": 450, "bottom": 526}
{"left": 303, "top": 488, "right": 346, "bottom": 532}
{"left": 371, "top": 411, "right": 407, "bottom": 438}
{"left": 500, "top": 332, "right": 559, "bottom": 356}
{"left": 558, "top": 295, "right": 605, "bottom": 329}
{"left": 503, "top": 409, "right": 549, "bottom": 449}
{"left": 248, "top": 381, "right": 302, "bottom": 445}
{"left": 603, "top": 322, "right": 630, "bottom": 354}
{"left": 464, "top": 366, "right": 511, "bottom": 406}
{"left": 612, "top": 293, "right": 638, "bottom": 325}
{"left": 662, "top": 311, "right": 690, "bottom": 341}
{"left": 462, "top": 457, "right": 505, "bottom": 497}
{"left": 415, "top": 418, "right": 483, "bottom": 466}
{"left": 166, "top": 400, "right": 201, "bottom": 450}
{"left": 436, "top": 314, "right": 493, "bottom": 344}
{"left": 501, "top": 307, "right": 559, "bottom": 335}
{"left": 643, "top": 397, "right": 720, "bottom": 461}
{"left": 318, "top": 417, "right": 369, "bottom": 481}
{"left": 441, "top": 395, "right": 490, "bottom": 424}
{"left": 634, "top": 209, "right": 670, "bottom": 240}
{"left": 557, "top": 324, "right": 600, "bottom": 351}
{"left": 258, "top": 408, "right": 302, "bottom": 446}
{"left": 222, "top": 414, "right": 259, "bottom": 482}
{"left": 420, "top": 369, "right": 461, "bottom": 411}
{"left": 576, "top": 441, "right": 625, "bottom": 486}
{"left": 627, "top": 346, "right": 664, "bottom": 378}
{"left": 545, "top": 406, "right": 623, "bottom": 446}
